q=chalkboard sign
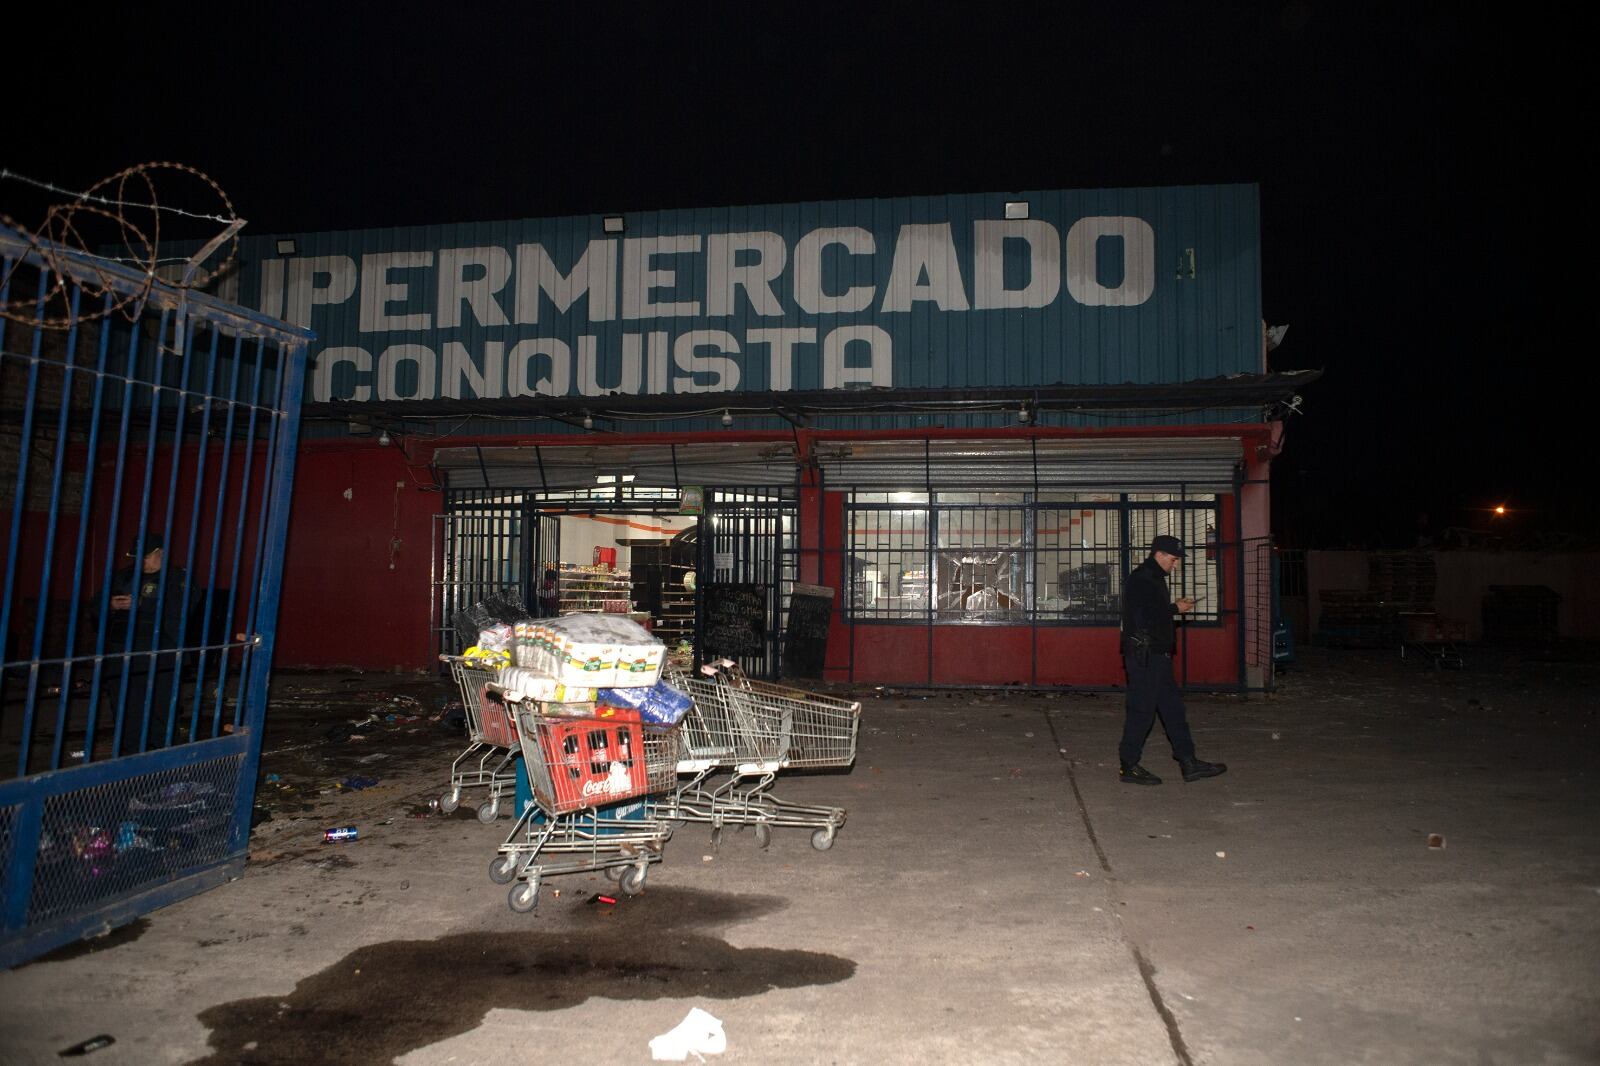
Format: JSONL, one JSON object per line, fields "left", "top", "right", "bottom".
{"left": 700, "top": 583, "right": 767, "bottom": 659}
{"left": 782, "top": 583, "right": 834, "bottom": 678}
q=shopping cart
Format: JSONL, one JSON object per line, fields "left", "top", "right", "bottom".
{"left": 654, "top": 661, "right": 860, "bottom": 851}
{"left": 488, "top": 699, "right": 681, "bottom": 913}
{"left": 437, "top": 653, "right": 519, "bottom": 822}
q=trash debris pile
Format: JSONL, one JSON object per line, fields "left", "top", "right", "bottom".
{"left": 36, "top": 779, "right": 231, "bottom": 900}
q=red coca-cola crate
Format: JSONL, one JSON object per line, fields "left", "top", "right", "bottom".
{"left": 534, "top": 718, "right": 648, "bottom": 813}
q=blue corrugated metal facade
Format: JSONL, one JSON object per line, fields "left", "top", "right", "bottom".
{"left": 210, "top": 184, "right": 1260, "bottom": 434}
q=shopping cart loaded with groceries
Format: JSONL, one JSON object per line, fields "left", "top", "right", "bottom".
{"left": 478, "top": 612, "right": 689, "bottom": 913}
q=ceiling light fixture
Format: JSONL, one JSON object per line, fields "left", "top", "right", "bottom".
{"left": 721, "top": 410, "right": 734, "bottom": 427}
{"left": 603, "top": 215, "right": 625, "bottom": 234}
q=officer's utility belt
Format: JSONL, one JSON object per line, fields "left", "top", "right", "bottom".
{"left": 1124, "top": 632, "right": 1153, "bottom": 667}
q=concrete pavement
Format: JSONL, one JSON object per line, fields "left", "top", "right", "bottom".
{"left": 1, "top": 648, "right": 1596, "bottom": 1064}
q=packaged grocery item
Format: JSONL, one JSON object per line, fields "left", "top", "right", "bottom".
{"left": 615, "top": 641, "right": 666, "bottom": 687}
{"left": 597, "top": 679, "right": 692, "bottom": 725}
{"left": 536, "top": 614, "right": 663, "bottom": 688}
{"left": 477, "top": 622, "right": 514, "bottom": 652}
{"left": 495, "top": 667, "right": 596, "bottom": 705}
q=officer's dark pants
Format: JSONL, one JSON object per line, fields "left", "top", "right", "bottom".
{"left": 1119, "top": 651, "right": 1196, "bottom": 766}
{"left": 103, "top": 653, "right": 181, "bottom": 750}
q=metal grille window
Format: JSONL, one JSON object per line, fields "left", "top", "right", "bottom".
{"left": 848, "top": 501, "right": 929, "bottom": 618}
{"left": 935, "top": 500, "right": 1026, "bottom": 621}
{"left": 1037, "top": 498, "right": 1125, "bottom": 623}
{"left": 442, "top": 491, "right": 524, "bottom": 612}
{"left": 1128, "top": 503, "right": 1220, "bottom": 621}
{"left": 846, "top": 491, "right": 1220, "bottom": 624}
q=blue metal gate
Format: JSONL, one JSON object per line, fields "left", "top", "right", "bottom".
{"left": 0, "top": 226, "right": 311, "bottom": 967}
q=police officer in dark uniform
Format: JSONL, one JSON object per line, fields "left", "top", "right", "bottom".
{"left": 1118, "top": 534, "right": 1226, "bottom": 785}
{"left": 102, "top": 536, "right": 189, "bottom": 749}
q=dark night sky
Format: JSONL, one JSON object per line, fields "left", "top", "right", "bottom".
{"left": 7, "top": 3, "right": 1565, "bottom": 547}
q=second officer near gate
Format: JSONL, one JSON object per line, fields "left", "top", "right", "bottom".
{"left": 1118, "top": 534, "right": 1227, "bottom": 785}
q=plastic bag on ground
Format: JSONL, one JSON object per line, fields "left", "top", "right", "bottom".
{"left": 649, "top": 1007, "right": 726, "bottom": 1061}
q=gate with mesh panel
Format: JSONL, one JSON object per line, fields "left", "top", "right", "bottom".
{"left": 0, "top": 227, "right": 311, "bottom": 967}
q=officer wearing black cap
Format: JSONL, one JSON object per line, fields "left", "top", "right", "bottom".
{"left": 1118, "top": 534, "right": 1226, "bottom": 785}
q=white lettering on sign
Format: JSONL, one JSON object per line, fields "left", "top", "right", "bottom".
{"left": 508, "top": 338, "right": 570, "bottom": 397}
{"left": 576, "top": 334, "right": 641, "bottom": 396}
{"left": 1065, "top": 216, "right": 1156, "bottom": 307}
{"left": 973, "top": 220, "right": 1061, "bottom": 310}
{"left": 823, "top": 325, "right": 892, "bottom": 389}
{"left": 314, "top": 346, "right": 372, "bottom": 402}
{"left": 516, "top": 240, "right": 617, "bottom": 324}
{"left": 285, "top": 255, "right": 357, "bottom": 328}
{"left": 442, "top": 340, "right": 503, "bottom": 400}
{"left": 437, "top": 246, "right": 513, "bottom": 328}
{"left": 377, "top": 344, "right": 436, "bottom": 401}
{"left": 673, "top": 330, "right": 741, "bottom": 393}
{"left": 747, "top": 328, "right": 817, "bottom": 391}
{"left": 705, "top": 231, "right": 786, "bottom": 317}
{"left": 359, "top": 250, "right": 434, "bottom": 331}
{"left": 257, "top": 258, "right": 285, "bottom": 319}
{"left": 622, "top": 236, "right": 703, "bottom": 319}
{"left": 280, "top": 211, "right": 1182, "bottom": 402}
{"left": 793, "top": 226, "right": 875, "bottom": 314}
{"left": 881, "top": 223, "right": 969, "bottom": 312}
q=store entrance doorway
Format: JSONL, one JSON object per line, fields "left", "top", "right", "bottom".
{"left": 434, "top": 487, "right": 796, "bottom": 679}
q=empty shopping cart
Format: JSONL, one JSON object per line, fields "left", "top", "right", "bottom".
{"left": 438, "top": 653, "right": 518, "bottom": 822}
{"left": 655, "top": 661, "right": 860, "bottom": 851}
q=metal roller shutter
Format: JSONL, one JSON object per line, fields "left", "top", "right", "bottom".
{"left": 433, "top": 441, "right": 800, "bottom": 489}
{"left": 811, "top": 437, "right": 1243, "bottom": 492}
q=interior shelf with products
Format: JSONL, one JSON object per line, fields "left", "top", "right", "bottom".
{"left": 635, "top": 563, "right": 689, "bottom": 647}
{"left": 557, "top": 563, "right": 646, "bottom": 622}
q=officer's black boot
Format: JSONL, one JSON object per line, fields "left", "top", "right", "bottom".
{"left": 1119, "top": 762, "right": 1163, "bottom": 785}
{"left": 1177, "top": 756, "right": 1227, "bottom": 782}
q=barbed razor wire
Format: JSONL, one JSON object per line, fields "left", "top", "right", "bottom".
{"left": 0, "top": 162, "right": 246, "bottom": 330}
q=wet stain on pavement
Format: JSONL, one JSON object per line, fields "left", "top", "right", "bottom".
{"left": 21, "top": 918, "right": 150, "bottom": 967}
{"left": 190, "top": 887, "right": 853, "bottom": 1065}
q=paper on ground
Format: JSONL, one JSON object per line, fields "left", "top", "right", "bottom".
{"left": 649, "top": 1007, "right": 726, "bottom": 1062}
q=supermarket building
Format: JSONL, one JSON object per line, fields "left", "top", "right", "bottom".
{"left": 224, "top": 183, "right": 1307, "bottom": 689}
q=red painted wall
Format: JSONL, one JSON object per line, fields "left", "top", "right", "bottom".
{"left": 274, "top": 441, "right": 438, "bottom": 670}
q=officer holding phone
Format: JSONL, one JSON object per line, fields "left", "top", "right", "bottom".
{"left": 1118, "top": 534, "right": 1227, "bottom": 785}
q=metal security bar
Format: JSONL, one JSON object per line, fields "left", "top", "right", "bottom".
{"left": 1037, "top": 500, "right": 1124, "bottom": 623}
{"left": 848, "top": 496, "right": 929, "bottom": 618}
{"left": 1243, "top": 536, "right": 1275, "bottom": 690}
{"left": 433, "top": 492, "right": 526, "bottom": 655}
{"left": 699, "top": 490, "right": 797, "bottom": 678}
{"left": 1127, "top": 502, "right": 1222, "bottom": 622}
{"left": 844, "top": 492, "right": 1222, "bottom": 625}
{"left": 0, "top": 228, "right": 311, "bottom": 966}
